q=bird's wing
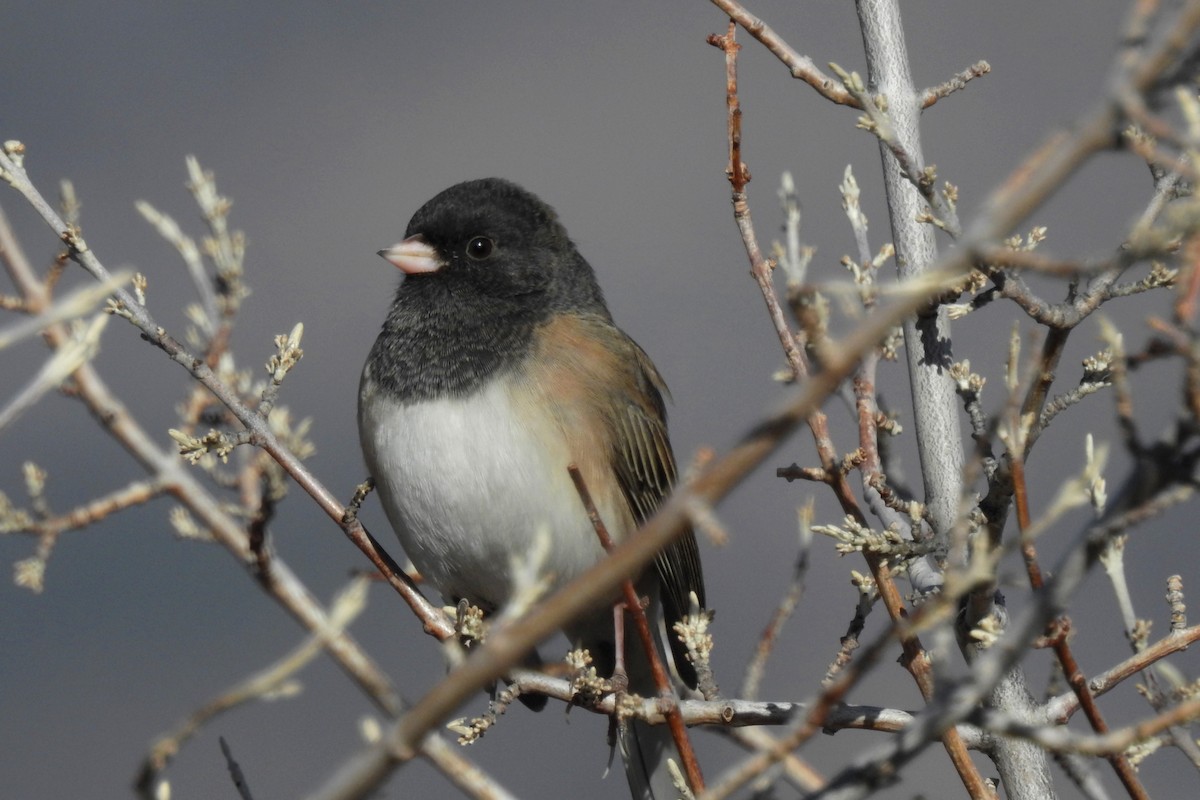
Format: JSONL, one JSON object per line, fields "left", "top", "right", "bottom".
{"left": 525, "top": 313, "right": 707, "bottom": 687}
{"left": 614, "top": 337, "right": 706, "bottom": 688}
{"left": 550, "top": 315, "right": 706, "bottom": 686}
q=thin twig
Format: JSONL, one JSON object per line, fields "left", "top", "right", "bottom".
{"left": 220, "top": 737, "right": 255, "bottom": 800}
{"left": 709, "top": 0, "right": 858, "bottom": 107}
{"left": 135, "top": 576, "right": 372, "bottom": 795}
{"left": 920, "top": 61, "right": 992, "bottom": 108}
{"left": 741, "top": 503, "right": 812, "bottom": 699}
{"left": 568, "top": 464, "right": 706, "bottom": 795}
{"left": 1012, "top": 454, "right": 1150, "bottom": 799}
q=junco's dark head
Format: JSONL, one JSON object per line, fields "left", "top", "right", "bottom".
{"left": 380, "top": 177, "right": 608, "bottom": 317}
{"left": 368, "top": 178, "right": 613, "bottom": 400}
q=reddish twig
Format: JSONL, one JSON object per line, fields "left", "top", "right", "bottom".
{"left": 707, "top": 22, "right": 864, "bottom": 519}
{"left": 1010, "top": 456, "right": 1150, "bottom": 800}
{"left": 567, "top": 464, "right": 705, "bottom": 796}
{"left": 1175, "top": 233, "right": 1200, "bottom": 323}
{"left": 707, "top": 21, "right": 749, "bottom": 194}
{"left": 1053, "top": 622, "right": 1200, "bottom": 717}
{"left": 709, "top": 0, "right": 859, "bottom": 107}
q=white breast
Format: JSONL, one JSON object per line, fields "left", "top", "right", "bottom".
{"left": 358, "top": 372, "right": 608, "bottom": 612}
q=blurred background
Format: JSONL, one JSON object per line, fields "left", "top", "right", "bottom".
{"left": 3, "top": 2, "right": 1196, "bottom": 798}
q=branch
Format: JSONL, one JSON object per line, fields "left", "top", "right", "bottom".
{"left": 708, "top": 0, "right": 858, "bottom": 106}
{"left": 920, "top": 61, "right": 992, "bottom": 108}
{"left": 135, "top": 576, "right": 372, "bottom": 796}
{"left": 0, "top": 144, "right": 452, "bottom": 642}
{"left": 568, "top": 464, "right": 705, "bottom": 795}
{"left": 1010, "top": 457, "right": 1148, "bottom": 798}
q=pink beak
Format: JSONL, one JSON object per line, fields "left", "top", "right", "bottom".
{"left": 378, "top": 234, "right": 443, "bottom": 274}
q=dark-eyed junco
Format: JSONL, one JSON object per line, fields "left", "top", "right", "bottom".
{"left": 358, "top": 178, "right": 705, "bottom": 799}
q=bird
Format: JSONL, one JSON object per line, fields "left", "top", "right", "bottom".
{"left": 358, "top": 177, "right": 706, "bottom": 799}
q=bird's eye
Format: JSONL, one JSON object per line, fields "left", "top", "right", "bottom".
{"left": 466, "top": 236, "right": 495, "bottom": 260}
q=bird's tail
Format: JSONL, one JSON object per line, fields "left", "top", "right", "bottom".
{"left": 617, "top": 589, "right": 689, "bottom": 800}
{"left": 620, "top": 714, "right": 683, "bottom": 800}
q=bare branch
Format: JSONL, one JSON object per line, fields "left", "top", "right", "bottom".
{"left": 709, "top": 0, "right": 858, "bottom": 106}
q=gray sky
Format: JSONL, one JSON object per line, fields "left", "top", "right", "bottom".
{"left": 3, "top": 2, "right": 1196, "bottom": 798}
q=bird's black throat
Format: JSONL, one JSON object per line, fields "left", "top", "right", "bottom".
{"left": 365, "top": 275, "right": 547, "bottom": 402}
